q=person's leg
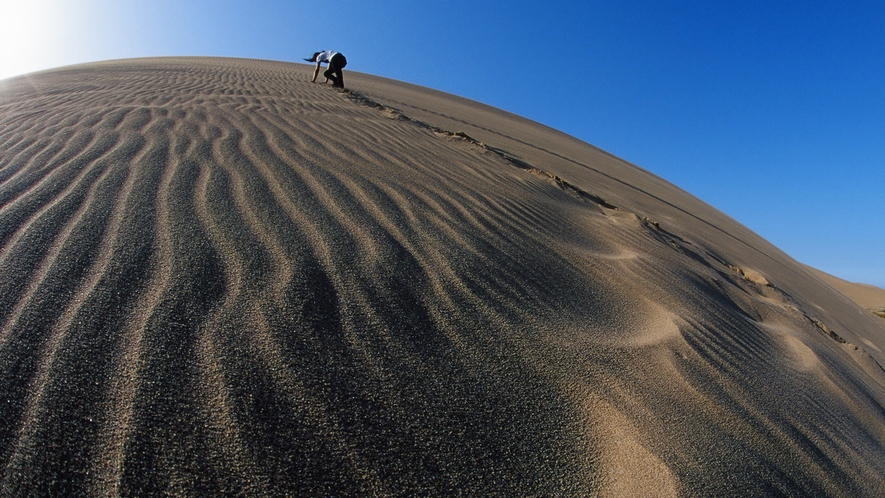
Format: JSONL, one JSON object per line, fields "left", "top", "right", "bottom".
{"left": 323, "top": 66, "right": 339, "bottom": 87}
{"left": 330, "top": 53, "right": 346, "bottom": 88}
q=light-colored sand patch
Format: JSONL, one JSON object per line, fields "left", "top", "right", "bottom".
{"left": 780, "top": 332, "right": 823, "bottom": 371}
{"left": 551, "top": 298, "right": 684, "bottom": 351}
{"left": 591, "top": 398, "right": 678, "bottom": 498}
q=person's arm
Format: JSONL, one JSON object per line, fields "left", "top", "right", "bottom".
{"left": 312, "top": 60, "right": 321, "bottom": 82}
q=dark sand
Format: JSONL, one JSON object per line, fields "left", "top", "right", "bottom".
{"left": 1, "top": 57, "right": 884, "bottom": 496}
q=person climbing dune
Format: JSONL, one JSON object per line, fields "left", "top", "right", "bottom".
{"left": 306, "top": 50, "right": 347, "bottom": 89}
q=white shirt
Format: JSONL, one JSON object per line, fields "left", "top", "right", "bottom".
{"left": 317, "top": 50, "right": 337, "bottom": 63}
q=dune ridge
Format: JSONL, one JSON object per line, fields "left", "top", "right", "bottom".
{"left": 1, "top": 57, "right": 884, "bottom": 496}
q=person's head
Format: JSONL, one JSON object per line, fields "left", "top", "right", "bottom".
{"left": 311, "top": 51, "right": 322, "bottom": 62}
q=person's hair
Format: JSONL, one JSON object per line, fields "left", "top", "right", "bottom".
{"left": 312, "top": 51, "right": 322, "bottom": 61}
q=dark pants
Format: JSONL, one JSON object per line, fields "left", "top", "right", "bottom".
{"left": 324, "top": 53, "right": 347, "bottom": 88}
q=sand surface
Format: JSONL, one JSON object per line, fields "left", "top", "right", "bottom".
{"left": 1, "top": 57, "right": 884, "bottom": 496}
{"left": 807, "top": 266, "right": 885, "bottom": 318}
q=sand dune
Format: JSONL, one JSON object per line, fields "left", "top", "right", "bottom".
{"left": 1, "top": 57, "right": 884, "bottom": 496}
{"left": 807, "top": 266, "right": 885, "bottom": 318}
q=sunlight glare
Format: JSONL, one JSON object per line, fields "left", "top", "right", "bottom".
{"left": 0, "top": 0, "right": 67, "bottom": 80}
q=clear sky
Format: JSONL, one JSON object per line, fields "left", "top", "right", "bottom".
{"left": 2, "top": 0, "right": 883, "bottom": 287}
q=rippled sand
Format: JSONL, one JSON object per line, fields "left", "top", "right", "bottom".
{"left": 1, "top": 57, "right": 884, "bottom": 496}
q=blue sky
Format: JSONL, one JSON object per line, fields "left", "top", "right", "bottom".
{"left": 2, "top": 0, "right": 883, "bottom": 287}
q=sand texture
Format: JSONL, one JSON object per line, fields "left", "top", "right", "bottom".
{"left": 1, "top": 57, "right": 884, "bottom": 496}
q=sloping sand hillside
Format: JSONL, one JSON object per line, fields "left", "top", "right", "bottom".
{"left": 807, "top": 266, "right": 885, "bottom": 319}
{"left": 1, "top": 57, "right": 884, "bottom": 496}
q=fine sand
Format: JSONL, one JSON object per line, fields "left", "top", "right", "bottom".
{"left": 1, "top": 57, "right": 884, "bottom": 496}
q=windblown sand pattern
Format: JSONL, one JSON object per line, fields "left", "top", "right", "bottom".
{"left": 1, "top": 57, "right": 884, "bottom": 496}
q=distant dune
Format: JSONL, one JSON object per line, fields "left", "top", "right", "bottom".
{"left": 807, "top": 266, "right": 885, "bottom": 318}
{"left": 1, "top": 57, "right": 884, "bottom": 496}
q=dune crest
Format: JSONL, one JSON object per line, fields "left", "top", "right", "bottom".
{"left": 1, "top": 57, "right": 884, "bottom": 496}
